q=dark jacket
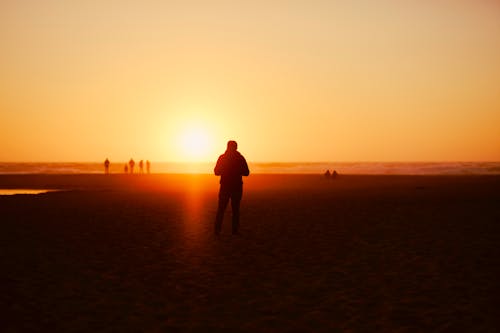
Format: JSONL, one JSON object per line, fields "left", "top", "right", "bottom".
{"left": 214, "top": 150, "right": 249, "bottom": 189}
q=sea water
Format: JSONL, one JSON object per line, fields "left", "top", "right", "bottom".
{"left": 0, "top": 162, "right": 499, "bottom": 175}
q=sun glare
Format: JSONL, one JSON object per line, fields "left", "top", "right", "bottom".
{"left": 178, "top": 126, "right": 213, "bottom": 162}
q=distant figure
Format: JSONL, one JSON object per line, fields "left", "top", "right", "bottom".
{"left": 332, "top": 170, "right": 338, "bottom": 179}
{"left": 139, "top": 160, "right": 144, "bottom": 174}
{"left": 129, "top": 159, "right": 135, "bottom": 174}
{"left": 146, "top": 160, "right": 151, "bottom": 174}
{"left": 214, "top": 140, "right": 250, "bottom": 235}
{"left": 124, "top": 164, "right": 129, "bottom": 174}
{"left": 104, "top": 158, "right": 110, "bottom": 175}
{"left": 324, "top": 169, "right": 331, "bottom": 178}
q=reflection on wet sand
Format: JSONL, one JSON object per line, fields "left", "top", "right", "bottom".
{"left": 0, "top": 189, "right": 58, "bottom": 195}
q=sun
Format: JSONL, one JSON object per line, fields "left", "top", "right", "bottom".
{"left": 178, "top": 126, "right": 213, "bottom": 162}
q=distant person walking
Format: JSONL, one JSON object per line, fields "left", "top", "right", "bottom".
{"left": 104, "top": 158, "right": 110, "bottom": 175}
{"left": 129, "top": 159, "right": 135, "bottom": 174}
{"left": 214, "top": 140, "right": 250, "bottom": 235}
{"left": 124, "top": 164, "right": 129, "bottom": 174}
{"left": 146, "top": 160, "right": 151, "bottom": 174}
{"left": 139, "top": 160, "right": 144, "bottom": 174}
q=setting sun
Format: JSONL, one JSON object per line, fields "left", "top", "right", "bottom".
{"left": 177, "top": 126, "right": 214, "bottom": 162}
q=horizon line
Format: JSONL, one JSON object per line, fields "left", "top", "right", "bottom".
{"left": 1, "top": 160, "right": 499, "bottom": 164}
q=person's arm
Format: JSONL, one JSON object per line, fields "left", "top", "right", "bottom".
{"left": 241, "top": 156, "right": 250, "bottom": 176}
{"left": 214, "top": 155, "right": 223, "bottom": 176}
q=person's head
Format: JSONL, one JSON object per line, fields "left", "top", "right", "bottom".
{"left": 226, "top": 140, "right": 238, "bottom": 152}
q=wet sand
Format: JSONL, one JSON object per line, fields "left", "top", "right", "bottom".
{"left": 2, "top": 174, "right": 500, "bottom": 332}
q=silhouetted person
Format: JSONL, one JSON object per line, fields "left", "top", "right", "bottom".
{"left": 104, "top": 158, "right": 110, "bottom": 175}
{"left": 324, "top": 169, "right": 331, "bottom": 178}
{"left": 214, "top": 140, "right": 249, "bottom": 235}
{"left": 124, "top": 164, "right": 129, "bottom": 174}
{"left": 139, "top": 160, "right": 144, "bottom": 174}
{"left": 129, "top": 158, "right": 135, "bottom": 174}
{"left": 332, "top": 170, "right": 338, "bottom": 179}
{"left": 146, "top": 160, "right": 151, "bottom": 174}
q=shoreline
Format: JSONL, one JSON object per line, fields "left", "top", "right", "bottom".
{"left": 1, "top": 173, "right": 499, "bottom": 189}
{"left": 2, "top": 161, "right": 500, "bottom": 176}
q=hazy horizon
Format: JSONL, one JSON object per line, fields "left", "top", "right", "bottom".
{"left": 1, "top": 159, "right": 500, "bottom": 164}
{"left": 2, "top": 161, "right": 500, "bottom": 176}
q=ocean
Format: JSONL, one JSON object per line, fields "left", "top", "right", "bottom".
{"left": 1, "top": 162, "right": 499, "bottom": 175}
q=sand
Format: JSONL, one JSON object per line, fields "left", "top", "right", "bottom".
{"left": 2, "top": 174, "right": 500, "bottom": 332}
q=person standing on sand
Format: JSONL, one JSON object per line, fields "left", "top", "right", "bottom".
{"left": 214, "top": 140, "right": 250, "bottom": 235}
{"left": 129, "top": 158, "right": 135, "bottom": 174}
{"left": 104, "top": 158, "right": 110, "bottom": 175}
{"left": 139, "top": 160, "right": 144, "bottom": 174}
{"left": 146, "top": 160, "right": 151, "bottom": 174}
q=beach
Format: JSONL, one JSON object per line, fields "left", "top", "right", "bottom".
{"left": 2, "top": 174, "right": 500, "bottom": 332}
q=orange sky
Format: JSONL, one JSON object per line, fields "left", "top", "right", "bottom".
{"left": 1, "top": 0, "right": 499, "bottom": 162}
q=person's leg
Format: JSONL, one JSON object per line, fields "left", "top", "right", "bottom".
{"left": 231, "top": 189, "right": 243, "bottom": 234}
{"left": 215, "top": 191, "right": 230, "bottom": 235}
